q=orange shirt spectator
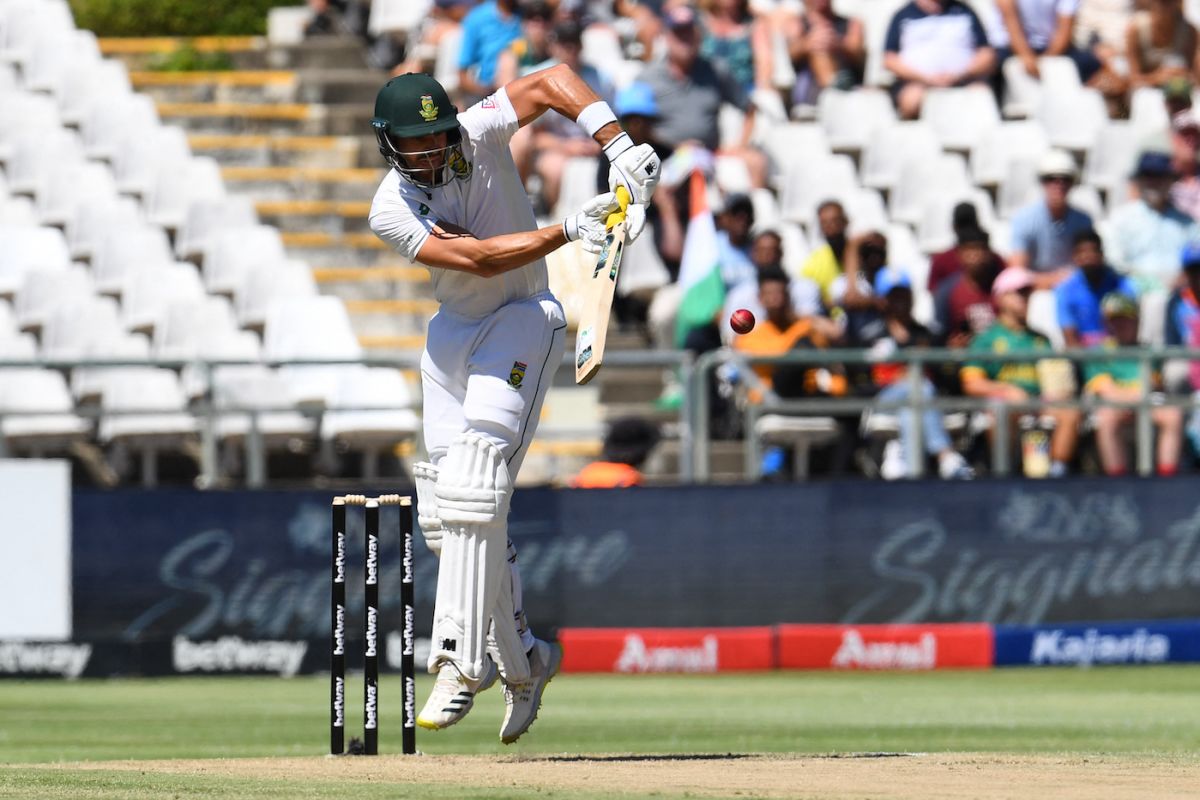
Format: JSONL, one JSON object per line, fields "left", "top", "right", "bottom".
{"left": 569, "top": 417, "right": 659, "bottom": 488}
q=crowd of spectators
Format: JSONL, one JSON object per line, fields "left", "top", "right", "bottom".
{"left": 311, "top": 0, "right": 1200, "bottom": 481}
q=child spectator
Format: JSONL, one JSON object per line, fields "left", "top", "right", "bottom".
{"left": 961, "top": 265, "right": 1082, "bottom": 476}
{"left": 1055, "top": 229, "right": 1138, "bottom": 347}
{"left": 1085, "top": 293, "right": 1183, "bottom": 475}
{"left": 883, "top": 0, "right": 996, "bottom": 119}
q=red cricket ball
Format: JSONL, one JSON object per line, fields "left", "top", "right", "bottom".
{"left": 730, "top": 308, "right": 755, "bottom": 335}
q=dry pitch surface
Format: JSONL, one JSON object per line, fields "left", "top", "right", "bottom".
{"left": 32, "top": 752, "right": 1200, "bottom": 799}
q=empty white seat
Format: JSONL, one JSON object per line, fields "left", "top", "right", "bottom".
{"left": 860, "top": 121, "right": 941, "bottom": 191}
{"left": 23, "top": 28, "right": 100, "bottom": 96}
{"left": 0, "top": 368, "right": 90, "bottom": 448}
{"left": 778, "top": 222, "right": 812, "bottom": 277}
{"left": 818, "top": 88, "right": 896, "bottom": 153}
{"left": 920, "top": 86, "right": 1001, "bottom": 151}
{"left": 211, "top": 364, "right": 314, "bottom": 440}
{"left": 144, "top": 156, "right": 226, "bottom": 230}
{"left": 39, "top": 295, "right": 125, "bottom": 360}
{"left": 112, "top": 125, "right": 191, "bottom": 197}
{"left": 6, "top": 127, "right": 85, "bottom": 195}
{"left": 433, "top": 26, "right": 462, "bottom": 94}
{"left": 780, "top": 153, "right": 858, "bottom": 223}
{"left": 179, "top": 326, "right": 264, "bottom": 400}
{"left": 80, "top": 92, "right": 159, "bottom": 162}
{"left": 760, "top": 123, "right": 831, "bottom": 179}
{"left": 0, "top": 330, "right": 38, "bottom": 359}
{"left": 552, "top": 156, "right": 602, "bottom": 221}
{"left": 14, "top": 263, "right": 93, "bottom": 332}
{"left": 322, "top": 366, "right": 419, "bottom": 447}
{"left": 997, "top": 156, "right": 1042, "bottom": 219}
{"left": 970, "top": 121, "right": 1050, "bottom": 187}
{"left": 1039, "top": 55, "right": 1084, "bottom": 93}
{"left": 1036, "top": 86, "right": 1107, "bottom": 152}
{"left": 71, "top": 331, "right": 152, "bottom": 403}
{"left": 0, "top": 224, "right": 71, "bottom": 296}
{"left": 58, "top": 58, "right": 130, "bottom": 127}
{"left": 202, "top": 225, "right": 288, "bottom": 294}
{"left": 581, "top": 24, "right": 624, "bottom": 75}
{"left": 264, "top": 296, "right": 363, "bottom": 407}
{"left": 67, "top": 196, "right": 142, "bottom": 261}
{"left": 120, "top": 263, "right": 206, "bottom": 334}
{"left": 0, "top": 196, "right": 37, "bottom": 226}
{"left": 1001, "top": 56, "right": 1041, "bottom": 118}
{"left": 1084, "top": 121, "right": 1138, "bottom": 197}
{"left": 175, "top": 195, "right": 258, "bottom": 261}
{"left": 90, "top": 226, "right": 175, "bottom": 294}
{"left": 1028, "top": 288, "right": 1063, "bottom": 348}
{"left": 34, "top": 161, "right": 118, "bottom": 227}
{"left": 155, "top": 297, "right": 241, "bottom": 360}
{"left": 1130, "top": 86, "right": 1171, "bottom": 139}
{"left": 235, "top": 259, "right": 318, "bottom": 328}
{"left": 0, "top": 0, "right": 74, "bottom": 70}
{"left": 889, "top": 153, "right": 971, "bottom": 225}
{"left": 862, "top": 0, "right": 907, "bottom": 87}
{"left": 98, "top": 367, "right": 196, "bottom": 442}
{"left": 1067, "top": 184, "right": 1104, "bottom": 220}
{"left": 0, "top": 91, "right": 61, "bottom": 162}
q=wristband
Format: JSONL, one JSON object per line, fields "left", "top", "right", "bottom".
{"left": 576, "top": 100, "right": 617, "bottom": 138}
{"left": 602, "top": 131, "right": 633, "bottom": 162}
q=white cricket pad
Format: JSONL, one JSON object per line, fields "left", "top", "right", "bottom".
{"left": 429, "top": 433, "right": 512, "bottom": 680}
{"left": 487, "top": 538, "right": 531, "bottom": 683}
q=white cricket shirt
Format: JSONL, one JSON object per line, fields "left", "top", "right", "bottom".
{"left": 368, "top": 87, "right": 549, "bottom": 319}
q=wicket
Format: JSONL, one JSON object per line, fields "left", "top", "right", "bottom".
{"left": 330, "top": 494, "right": 416, "bottom": 756}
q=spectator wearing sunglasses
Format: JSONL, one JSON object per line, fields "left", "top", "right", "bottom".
{"left": 1008, "top": 149, "right": 1094, "bottom": 289}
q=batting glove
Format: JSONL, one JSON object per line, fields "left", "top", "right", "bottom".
{"left": 563, "top": 191, "right": 618, "bottom": 254}
{"left": 604, "top": 132, "right": 660, "bottom": 205}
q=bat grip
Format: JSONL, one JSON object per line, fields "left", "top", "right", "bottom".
{"left": 605, "top": 186, "right": 631, "bottom": 229}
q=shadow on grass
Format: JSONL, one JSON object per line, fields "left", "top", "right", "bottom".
{"left": 530, "top": 752, "right": 922, "bottom": 763}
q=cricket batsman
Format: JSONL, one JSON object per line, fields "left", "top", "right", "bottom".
{"left": 367, "top": 65, "right": 659, "bottom": 743}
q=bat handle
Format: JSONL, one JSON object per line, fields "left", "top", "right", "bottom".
{"left": 605, "top": 186, "right": 631, "bottom": 229}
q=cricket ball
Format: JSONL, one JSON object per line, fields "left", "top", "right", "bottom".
{"left": 730, "top": 308, "right": 755, "bottom": 335}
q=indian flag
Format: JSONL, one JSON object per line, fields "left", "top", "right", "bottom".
{"left": 674, "top": 170, "right": 725, "bottom": 346}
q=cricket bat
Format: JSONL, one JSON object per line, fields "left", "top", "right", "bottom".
{"left": 575, "top": 186, "right": 631, "bottom": 385}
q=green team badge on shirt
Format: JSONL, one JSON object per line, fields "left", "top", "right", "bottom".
{"left": 417, "top": 203, "right": 430, "bottom": 216}
{"left": 508, "top": 361, "right": 527, "bottom": 389}
{"left": 419, "top": 95, "right": 438, "bottom": 122}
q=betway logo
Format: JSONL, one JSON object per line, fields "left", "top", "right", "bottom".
{"left": 831, "top": 630, "right": 936, "bottom": 670}
{"left": 614, "top": 635, "right": 718, "bottom": 673}
{"left": 365, "top": 683, "right": 378, "bottom": 729}
{"left": 366, "top": 534, "right": 378, "bottom": 585}
{"left": 333, "top": 604, "right": 345, "bottom": 656}
{"left": 403, "top": 675, "right": 416, "bottom": 728}
{"left": 172, "top": 636, "right": 308, "bottom": 677}
{"left": 1031, "top": 628, "right": 1170, "bottom": 666}
{"left": 334, "top": 532, "right": 345, "bottom": 582}
{"left": 333, "top": 675, "right": 345, "bottom": 727}
{"left": 0, "top": 642, "right": 92, "bottom": 679}
{"left": 365, "top": 607, "right": 378, "bottom": 657}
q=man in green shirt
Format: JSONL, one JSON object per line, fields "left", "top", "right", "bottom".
{"left": 960, "top": 266, "right": 1081, "bottom": 476}
{"left": 1085, "top": 293, "right": 1183, "bottom": 476}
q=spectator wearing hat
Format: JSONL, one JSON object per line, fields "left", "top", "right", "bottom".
{"left": 961, "top": 265, "right": 1082, "bottom": 476}
{"left": 989, "top": 0, "right": 1102, "bottom": 82}
{"left": 934, "top": 227, "right": 1001, "bottom": 346}
{"left": 1055, "top": 228, "right": 1138, "bottom": 347}
{"left": 457, "top": 0, "right": 523, "bottom": 101}
{"left": 1126, "top": 0, "right": 1200, "bottom": 92}
{"left": 928, "top": 202, "right": 1007, "bottom": 293}
{"left": 883, "top": 0, "right": 996, "bottom": 120}
{"left": 503, "top": 17, "right": 614, "bottom": 209}
{"left": 785, "top": 0, "right": 866, "bottom": 105}
{"left": 640, "top": 4, "right": 768, "bottom": 188}
{"left": 864, "top": 267, "right": 975, "bottom": 480}
{"left": 1009, "top": 149, "right": 1094, "bottom": 288}
{"left": 571, "top": 417, "right": 661, "bottom": 488}
{"left": 1086, "top": 292, "right": 1184, "bottom": 476}
{"left": 1170, "top": 108, "right": 1200, "bottom": 218}
{"left": 1110, "top": 149, "right": 1200, "bottom": 293}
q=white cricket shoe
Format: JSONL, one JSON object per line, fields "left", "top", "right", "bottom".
{"left": 416, "top": 655, "right": 499, "bottom": 731}
{"left": 499, "top": 638, "right": 562, "bottom": 745}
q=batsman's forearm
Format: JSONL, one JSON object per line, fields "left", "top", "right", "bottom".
{"left": 471, "top": 226, "right": 568, "bottom": 277}
{"left": 511, "top": 64, "right": 624, "bottom": 148}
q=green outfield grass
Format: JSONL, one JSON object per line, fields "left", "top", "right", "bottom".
{"left": 1, "top": 668, "right": 1198, "bottom": 798}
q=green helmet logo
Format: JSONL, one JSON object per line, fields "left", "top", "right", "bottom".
{"left": 418, "top": 95, "right": 438, "bottom": 123}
